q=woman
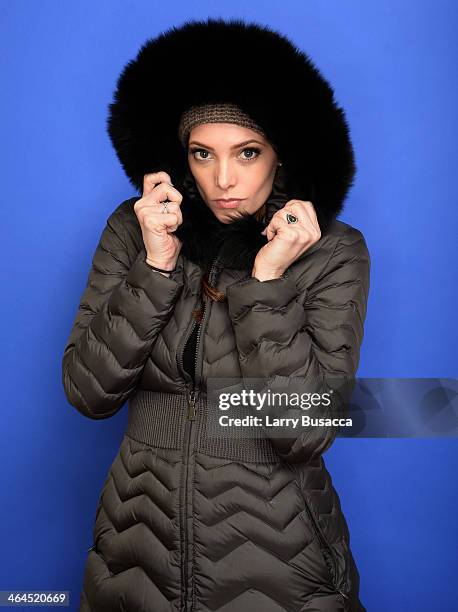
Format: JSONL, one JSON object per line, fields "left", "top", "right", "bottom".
{"left": 62, "top": 18, "right": 370, "bottom": 612}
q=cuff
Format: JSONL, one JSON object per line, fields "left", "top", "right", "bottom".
{"left": 126, "top": 248, "right": 184, "bottom": 306}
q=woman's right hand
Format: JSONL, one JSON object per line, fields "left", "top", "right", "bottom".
{"left": 134, "top": 171, "right": 184, "bottom": 270}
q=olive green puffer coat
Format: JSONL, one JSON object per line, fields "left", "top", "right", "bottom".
{"left": 62, "top": 193, "right": 370, "bottom": 612}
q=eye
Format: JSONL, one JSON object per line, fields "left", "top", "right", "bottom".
{"left": 189, "top": 148, "right": 212, "bottom": 161}
{"left": 240, "top": 147, "right": 261, "bottom": 161}
{"left": 188, "top": 147, "right": 262, "bottom": 162}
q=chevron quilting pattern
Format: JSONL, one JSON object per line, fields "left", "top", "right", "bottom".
{"left": 191, "top": 453, "right": 341, "bottom": 611}
{"left": 81, "top": 437, "right": 183, "bottom": 610}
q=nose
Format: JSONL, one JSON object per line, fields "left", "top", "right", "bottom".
{"left": 214, "top": 159, "right": 236, "bottom": 191}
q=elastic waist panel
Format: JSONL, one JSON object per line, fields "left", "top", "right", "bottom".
{"left": 127, "top": 390, "right": 280, "bottom": 463}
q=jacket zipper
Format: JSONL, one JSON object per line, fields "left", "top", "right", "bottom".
{"left": 178, "top": 257, "right": 219, "bottom": 611}
{"left": 301, "top": 494, "right": 348, "bottom": 601}
{"left": 182, "top": 387, "right": 198, "bottom": 609}
{"left": 177, "top": 260, "right": 347, "bottom": 606}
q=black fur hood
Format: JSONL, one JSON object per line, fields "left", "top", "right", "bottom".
{"left": 107, "top": 17, "right": 356, "bottom": 271}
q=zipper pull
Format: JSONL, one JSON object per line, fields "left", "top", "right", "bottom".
{"left": 188, "top": 389, "right": 197, "bottom": 420}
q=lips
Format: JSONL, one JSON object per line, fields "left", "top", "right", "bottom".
{"left": 214, "top": 198, "right": 245, "bottom": 209}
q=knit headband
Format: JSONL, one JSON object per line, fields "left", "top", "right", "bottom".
{"left": 178, "top": 103, "right": 266, "bottom": 147}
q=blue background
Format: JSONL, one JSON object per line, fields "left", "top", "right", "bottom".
{"left": 1, "top": 1, "right": 457, "bottom": 610}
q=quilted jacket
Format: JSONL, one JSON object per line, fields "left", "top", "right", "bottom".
{"left": 62, "top": 184, "right": 371, "bottom": 611}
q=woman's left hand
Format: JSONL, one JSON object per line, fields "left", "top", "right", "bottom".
{"left": 253, "top": 200, "right": 321, "bottom": 280}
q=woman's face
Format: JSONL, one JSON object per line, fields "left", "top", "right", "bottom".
{"left": 187, "top": 123, "right": 279, "bottom": 223}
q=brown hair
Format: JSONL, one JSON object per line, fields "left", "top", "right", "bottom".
{"left": 191, "top": 203, "right": 266, "bottom": 322}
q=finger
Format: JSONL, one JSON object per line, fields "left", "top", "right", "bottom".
{"left": 298, "top": 201, "right": 320, "bottom": 230}
{"left": 264, "top": 213, "right": 300, "bottom": 242}
{"left": 136, "top": 183, "right": 183, "bottom": 218}
{"left": 282, "top": 200, "right": 321, "bottom": 238}
{"left": 264, "top": 203, "right": 305, "bottom": 239}
{"left": 160, "top": 202, "right": 183, "bottom": 228}
{"left": 146, "top": 182, "right": 183, "bottom": 207}
{"left": 282, "top": 200, "right": 314, "bottom": 226}
{"left": 143, "top": 209, "right": 181, "bottom": 234}
{"left": 139, "top": 201, "right": 183, "bottom": 228}
{"left": 302, "top": 202, "right": 321, "bottom": 238}
{"left": 151, "top": 201, "right": 183, "bottom": 227}
{"left": 142, "top": 171, "right": 173, "bottom": 197}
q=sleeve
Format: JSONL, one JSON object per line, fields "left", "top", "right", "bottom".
{"left": 225, "top": 227, "right": 370, "bottom": 463}
{"left": 61, "top": 209, "right": 184, "bottom": 420}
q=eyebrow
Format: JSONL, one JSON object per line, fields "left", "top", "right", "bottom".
{"left": 188, "top": 139, "right": 266, "bottom": 149}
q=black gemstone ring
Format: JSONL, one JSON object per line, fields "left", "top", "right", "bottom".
{"left": 286, "top": 213, "right": 298, "bottom": 224}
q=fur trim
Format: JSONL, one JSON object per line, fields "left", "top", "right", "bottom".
{"left": 107, "top": 18, "right": 356, "bottom": 265}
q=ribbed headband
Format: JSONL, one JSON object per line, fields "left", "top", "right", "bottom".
{"left": 178, "top": 103, "right": 266, "bottom": 147}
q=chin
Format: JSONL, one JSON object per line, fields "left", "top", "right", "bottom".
{"left": 213, "top": 210, "right": 236, "bottom": 224}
